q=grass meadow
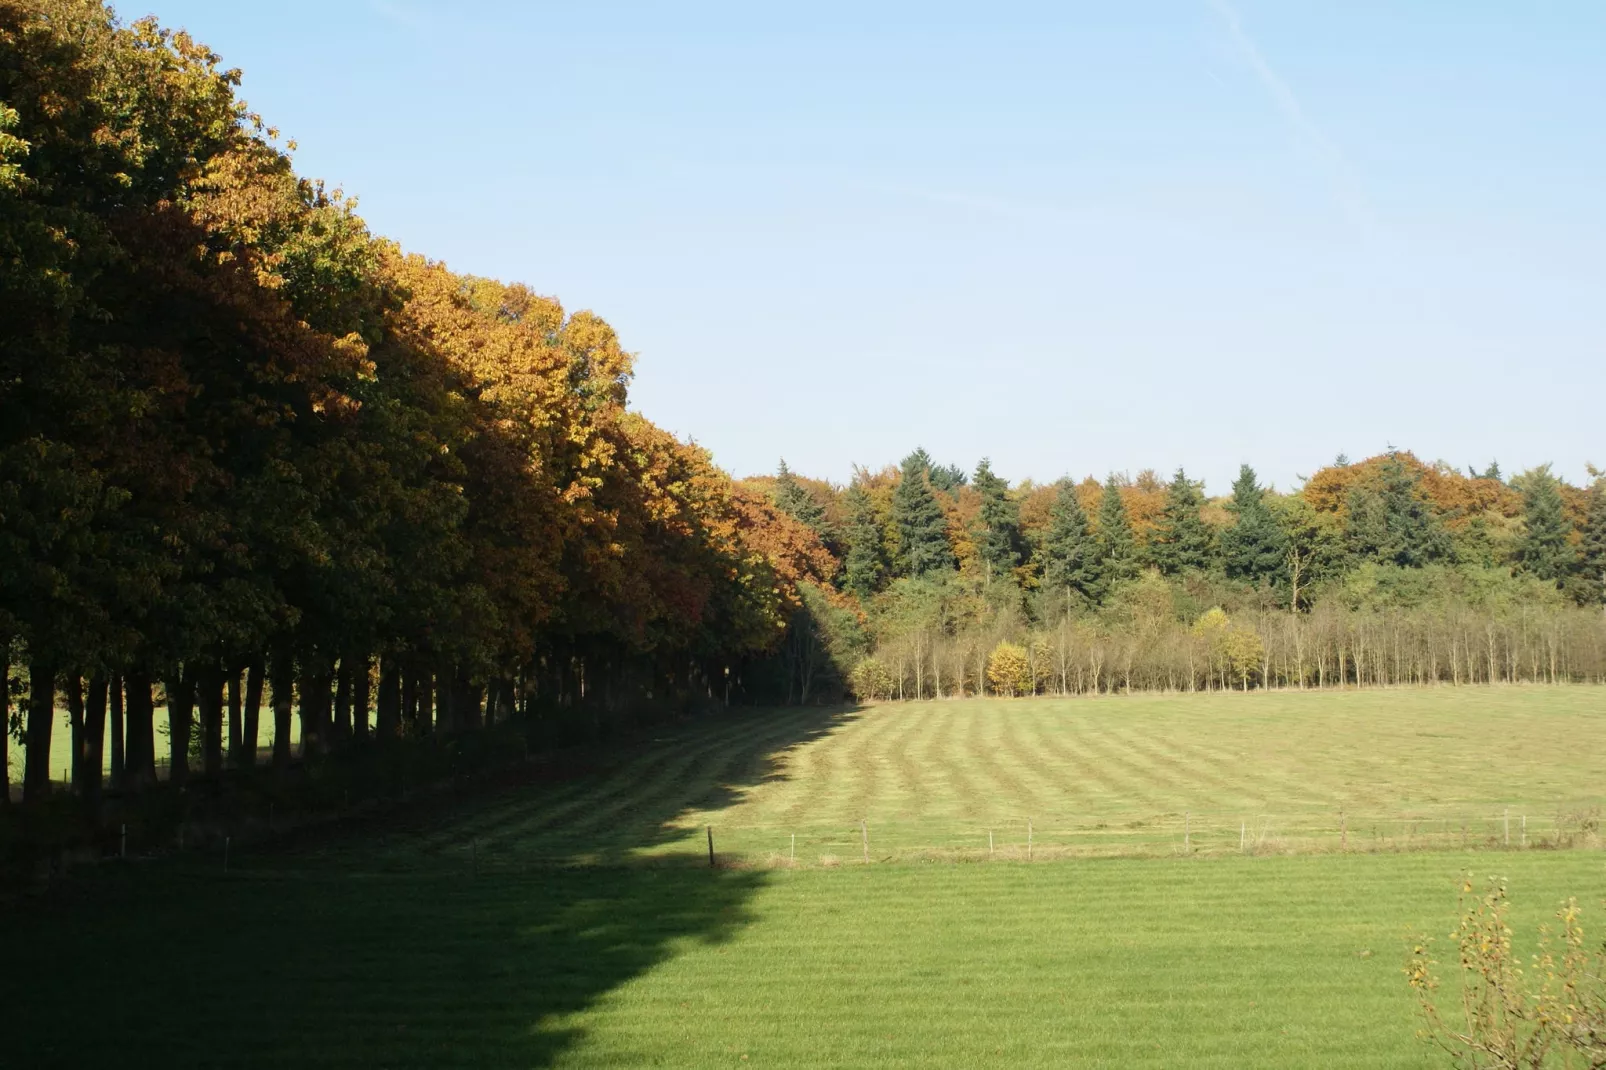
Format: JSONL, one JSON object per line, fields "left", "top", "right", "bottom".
{"left": 7, "top": 685, "right": 1606, "bottom": 1067}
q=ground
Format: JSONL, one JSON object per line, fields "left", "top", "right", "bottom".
{"left": 6, "top": 686, "right": 1604, "bottom": 1067}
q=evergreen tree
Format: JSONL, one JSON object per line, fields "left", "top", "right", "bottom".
{"left": 1038, "top": 479, "right": 1099, "bottom": 607}
{"left": 1578, "top": 482, "right": 1606, "bottom": 608}
{"left": 772, "top": 459, "right": 826, "bottom": 534}
{"left": 1093, "top": 475, "right": 1137, "bottom": 595}
{"left": 840, "top": 483, "right": 885, "bottom": 600}
{"left": 1345, "top": 453, "right": 1453, "bottom": 567}
{"left": 1149, "top": 467, "right": 1215, "bottom": 575}
{"left": 1516, "top": 464, "right": 1573, "bottom": 584}
{"left": 927, "top": 462, "right": 968, "bottom": 497}
{"left": 1220, "top": 464, "right": 1286, "bottom": 585}
{"left": 892, "top": 450, "right": 954, "bottom": 578}
{"left": 971, "top": 458, "right": 1022, "bottom": 580}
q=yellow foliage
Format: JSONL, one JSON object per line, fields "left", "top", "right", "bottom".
{"left": 986, "top": 641, "right": 1032, "bottom": 697}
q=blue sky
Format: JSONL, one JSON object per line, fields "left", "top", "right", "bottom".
{"left": 146, "top": 0, "right": 1603, "bottom": 493}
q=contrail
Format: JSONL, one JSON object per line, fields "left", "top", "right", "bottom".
{"left": 1208, "top": 0, "right": 1374, "bottom": 231}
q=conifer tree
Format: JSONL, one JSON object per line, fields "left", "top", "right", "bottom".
{"left": 892, "top": 450, "right": 954, "bottom": 578}
{"left": 1516, "top": 464, "right": 1573, "bottom": 584}
{"left": 1579, "top": 481, "right": 1606, "bottom": 608}
{"left": 971, "top": 458, "right": 1022, "bottom": 581}
{"left": 1149, "top": 467, "right": 1215, "bottom": 575}
{"left": 1345, "top": 453, "right": 1453, "bottom": 567}
{"left": 772, "top": 459, "right": 826, "bottom": 535}
{"left": 1094, "top": 475, "right": 1137, "bottom": 596}
{"left": 841, "top": 483, "right": 886, "bottom": 600}
{"left": 1039, "top": 479, "right": 1098, "bottom": 607}
{"left": 1220, "top": 464, "right": 1286, "bottom": 585}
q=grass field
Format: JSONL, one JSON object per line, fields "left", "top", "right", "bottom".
{"left": 7, "top": 685, "right": 1606, "bottom": 1067}
{"left": 347, "top": 685, "right": 1606, "bottom": 868}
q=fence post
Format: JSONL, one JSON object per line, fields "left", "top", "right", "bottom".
{"left": 1340, "top": 809, "right": 1347, "bottom": 851}
{"left": 707, "top": 825, "right": 715, "bottom": 868}
{"left": 861, "top": 819, "right": 869, "bottom": 864}
{"left": 1521, "top": 815, "right": 1527, "bottom": 848}
{"left": 1240, "top": 820, "right": 1246, "bottom": 853}
{"left": 1184, "top": 811, "right": 1191, "bottom": 854}
{"left": 790, "top": 833, "right": 795, "bottom": 864}
{"left": 989, "top": 829, "right": 994, "bottom": 859}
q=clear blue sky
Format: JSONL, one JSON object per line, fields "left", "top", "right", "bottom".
{"left": 144, "top": 0, "right": 1603, "bottom": 494}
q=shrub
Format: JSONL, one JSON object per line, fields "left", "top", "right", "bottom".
{"left": 985, "top": 641, "right": 1032, "bottom": 697}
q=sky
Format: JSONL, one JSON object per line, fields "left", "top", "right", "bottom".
{"left": 142, "top": 0, "right": 1603, "bottom": 494}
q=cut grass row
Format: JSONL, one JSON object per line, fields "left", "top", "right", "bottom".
{"left": 336, "top": 685, "right": 1606, "bottom": 868}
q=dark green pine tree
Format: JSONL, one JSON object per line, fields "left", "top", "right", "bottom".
{"left": 1344, "top": 452, "right": 1453, "bottom": 568}
{"left": 840, "top": 483, "right": 885, "bottom": 600}
{"left": 1093, "top": 475, "right": 1137, "bottom": 595}
{"left": 1578, "top": 481, "right": 1606, "bottom": 607}
{"left": 1149, "top": 467, "right": 1216, "bottom": 575}
{"left": 1516, "top": 464, "right": 1574, "bottom": 584}
{"left": 772, "top": 459, "right": 827, "bottom": 534}
{"left": 1220, "top": 464, "right": 1286, "bottom": 585}
{"left": 971, "top": 458, "right": 1022, "bottom": 582}
{"left": 892, "top": 449, "right": 955, "bottom": 578}
{"left": 1038, "top": 479, "right": 1099, "bottom": 607}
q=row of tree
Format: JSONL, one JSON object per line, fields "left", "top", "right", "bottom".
{"left": 753, "top": 450, "right": 1606, "bottom": 701}
{"left": 0, "top": 0, "right": 836, "bottom": 807}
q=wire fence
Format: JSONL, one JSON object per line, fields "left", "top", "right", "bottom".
{"left": 242, "top": 799, "right": 1606, "bottom": 875}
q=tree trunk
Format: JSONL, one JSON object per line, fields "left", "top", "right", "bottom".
{"left": 242, "top": 657, "right": 263, "bottom": 769}
{"left": 400, "top": 662, "right": 417, "bottom": 735}
{"left": 378, "top": 655, "right": 400, "bottom": 740}
{"left": 166, "top": 667, "right": 195, "bottom": 789}
{"left": 82, "top": 674, "right": 107, "bottom": 806}
{"left": 65, "top": 673, "right": 84, "bottom": 790}
{"left": 23, "top": 658, "right": 56, "bottom": 803}
{"left": 333, "top": 657, "right": 353, "bottom": 743}
{"left": 123, "top": 667, "right": 157, "bottom": 789}
{"left": 0, "top": 636, "right": 9, "bottom": 806}
{"left": 417, "top": 665, "right": 434, "bottom": 735}
{"left": 271, "top": 653, "right": 293, "bottom": 769}
{"left": 352, "top": 653, "right": 371, "bottom": 742}
{"left": 227, "top": 666, "right": 243, "bottom": 769}
{"left": 434, "top": 663, "right": 453, "bottom": 735}
{"left": 109, "top": 671, "right": 125, "bottom": 791}
{"left": 298, "top": 664, "right": 331, "bottom": 760}
{"left": 197, "top": 663, "right": 225, "bottom": 778}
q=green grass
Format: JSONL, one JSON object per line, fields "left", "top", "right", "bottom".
{"left": 343, "top": 685, "right": 1606, "bottom": 868}
{"left": 7, "top": 685, "right": 1606, "bottom": 1067}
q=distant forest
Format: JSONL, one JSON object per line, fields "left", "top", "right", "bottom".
{"left": 1, "top": 2, "right": 1602, "bottom": 816}
{"left": 742, "top": 450, "right": 1606, "bottom": 702}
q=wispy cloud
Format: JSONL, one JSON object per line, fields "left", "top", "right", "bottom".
{"left": 369, "top": 0, "right": 431, "bottom": 33}
{"left": 1207, "top": 0, "right": 1374, "bottom": 231}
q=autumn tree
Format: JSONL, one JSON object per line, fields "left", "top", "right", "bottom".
{"left": 1345, "top": 452, "right": 1453, "bottom": 568}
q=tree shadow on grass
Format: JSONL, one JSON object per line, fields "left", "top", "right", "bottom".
{"left": 4, "top": 704, "right": 863, "bottom": 1068}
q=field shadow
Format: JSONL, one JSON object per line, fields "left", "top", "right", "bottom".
{"left": 4, "top": 704, "right": 863, "bottom": 1067}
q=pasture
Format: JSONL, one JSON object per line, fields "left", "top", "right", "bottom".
{"left": 7, "top": 685, "right": 1606, "bottom": 1067}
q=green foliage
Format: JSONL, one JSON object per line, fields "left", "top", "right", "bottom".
{"left": 971, "top": 458, "right": 1022, "bottom": 579}
{"left": 840, "top": 483, "right": 886, "bottom": 600}
{"left": 1037, "top": 479, "right": 1099, "bottom": 609}
{"left": 1515, "top": 464, "right": 1574, "bottom": 584}
{"left": 772, "top": 459, "right": 827, "bottom": 535}
{"left": 892, "top": 450, "right": 955, "bottom": 578}
{"left": 1093, "top": 475, "right": 1137, "bottom": 596}
{"left": 1345, "top": 452, "right": 1454, "bottom": 568}
{"left": 1149, "top": 467, "right": 1215, "bottom": 575}
{"left": 1220, "top": 465, "right": 1286, "bottom": 586}
{"left": 1577, "top": 482, "right": 1606, "bottom": 607}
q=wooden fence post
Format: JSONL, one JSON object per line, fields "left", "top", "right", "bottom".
{"left": 861, "top": 819, "right": 869, "bottom": 864}
{"left": 707, "top": 825, "right": 715, "bottom": 868}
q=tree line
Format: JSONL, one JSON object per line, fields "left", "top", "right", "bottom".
{"left": 0, "top": 0, "right": 836, "bottom": 809}
{"left": 752, "top": 449, "right": 1606, "bottom": 701}
{"left": 3, "top": 2, "right": 1603, "bottom": 825}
